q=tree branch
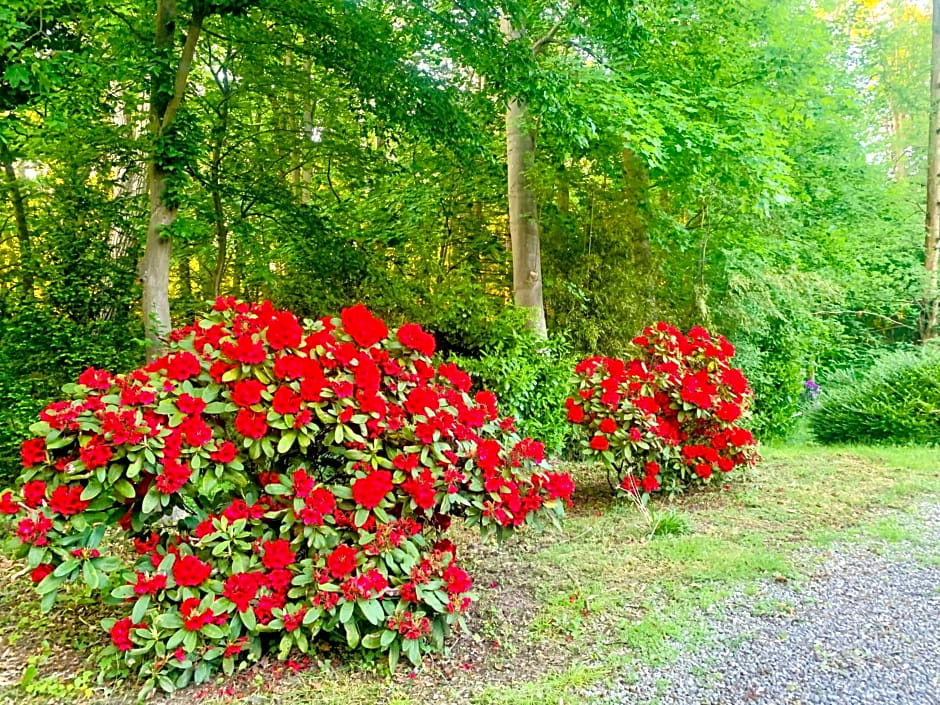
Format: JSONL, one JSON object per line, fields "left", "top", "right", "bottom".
{"left": 532, "top": 18, "right": 565, "bottom": 55}
{"left": 161, "top": 15, "right": 204, "bottom": 131}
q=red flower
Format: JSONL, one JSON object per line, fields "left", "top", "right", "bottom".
{"left": 443, "top": 564, "right": 472, "bottom": 594}
{"left": 299, "top": 487, "right": 336, "bottom": 526}
{"left": 261, "top": 539, "right": 296, "bottom": 570}
{"left": 133, "top": 572, "right": 168, "bottom": 595}
{"left": 351, "top": 470, "right": 393, "bottom": 509}
{"left": 20, "top": 437, "right": 46, "bottom": 468}
{"left": 326, "top": 544, "right": 358, "bottom": 579}
{"left": 48, "top": 484, "right": 89, "bottom": 516}
{"left": 272, "top": 386, "right": 301, "bottom": 415}
{"left": 110, "top": 617, "right": 140, "bottom": 651}
{"left": 0, "top": 491, "right": 20, "bottom": 515}
{"left": 641, "top": 474, "right": 660, "bottom": 493}
{"left": 210, "top": 441, "right": 238, "bottom": 463}
{"left": 402, "top": 470, "right": 437, "bottom": 510}
{"left": 30, "top": 564, "right": 54, "bottom": 583}
{"left": 165, "top": 352, "right": 201, "bottom": 380}
{"left": 598, "top": 418, "right": 617, "bottom": 434}
{"left": 155, "top": 460, "right": 191, "bottom": 494}
{"left": 589, "top": 435, "right": 609, "bottom": 451}
{"left": 235, "top": 409, "right": 268, "bottom": 439}
{"left": 340, "top": 304, "right": 388, "bottom": 348}
{"left": 223, "top": 572, "right": 263, "bottom": 612}
{"left": 22, "top": 480, "right": 47, "bottom": 508}
{"left": 266, "top": 311, "right": 303, "bottom": 350}
{"left": 545, "top": 472, "right": 575, "bottom": 501}
{"left": 172, "top": 555, "right": 211, "bottom": 587}
{"left": 230, "top": 379, "right": 265, "bottom": 407}
{"left": 716, "top": 401, "right": 741, "bottom": 423}
{"left": 566, "top": 402, "right": 585, "bottom": 423}
{"left": 396, "top": 323, "right": 436, "bottom": 357}
{"left": 176, "top": 393, "right": 206, "bottom": 416}
{"left": 78, "top": 367, "right": 114, "bottom": 390}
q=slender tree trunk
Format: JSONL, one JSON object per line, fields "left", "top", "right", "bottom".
{"left": 300, "top": 60, "right": 314, "bottom": 204}
{"left": 621, "top": 147, "right": 656, "bottom": 310}
{"left": 0, "top": 144, "right": 34, "bottom": 298}
{"left": 501, "top": 17, "right": 547, "bottom": 339}
{"left": 141, "top": 0, "right": 203, "bottom": 359}
{"left": 924, "top": 0, "right": 940, "bottom": 342}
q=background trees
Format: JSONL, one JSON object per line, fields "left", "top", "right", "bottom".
{"left": 0, "top": 0, "right": 932, "bottom": 464}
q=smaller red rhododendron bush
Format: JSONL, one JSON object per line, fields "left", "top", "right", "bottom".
{"left": 0, "top": 299, "right": 574, "bottom": 695}
{"left": 566, "top": 322, "right": 759, "bottom": 495}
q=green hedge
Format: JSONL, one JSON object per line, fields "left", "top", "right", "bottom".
{"left": 810, "top": 348, "right": 940, "bottom": 445}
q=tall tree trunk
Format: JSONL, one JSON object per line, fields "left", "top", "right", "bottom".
{"left": 300, "top": 59, "right": 314, "bottom": 204}
{"left": 924, "top": 0, "right": 940, "bottom": 342}
{"left": 501, "top": 17, "right": 547, "bottom": 339}
{"left": 141, "top": 0, "right": 204, "bottom": 359}
{"left": 621, "top": 147, "right": 656, "bottom": 312}
{"left": 0, "top": 143, "right": 34, "bottom": 298}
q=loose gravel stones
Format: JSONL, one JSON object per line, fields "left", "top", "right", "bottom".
{"left": 587, "top": 505, "right": 940, "bottom": 705}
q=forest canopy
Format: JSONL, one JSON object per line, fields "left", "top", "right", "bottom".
{"left": 0, "top": 0, "right": 933, "bottom": 467}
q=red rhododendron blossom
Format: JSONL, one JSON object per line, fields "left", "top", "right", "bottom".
{"left": 396, "top": 323, "right": 436, "bottom": 357}
{"left": 30, "top": 564, "right": 53, "bottom": 583}
{"left": 22, "top": 480, "right": 47, "bottom": 508}
{"left": 589, "top": 435, "right": 609, "bottom": 451}
{"left": 351, "top": 470, "right": 393, "bottom": 509}
{"left": 230, "top": 379, "right": 266, "bottom": 407}
{"left": 0, "top": 492, "right": 19, "bottom": 515}
{"left": 340, "top": 303, "right": 388, "bottom": 348}
{"left": 48, "top": 484, "right": 89, "bottom": 516}
{"left": 110, "top": 618, "right": 140, "bottom": 651}
{"left": 272, "top": 386, "right": 301, "bottom": 415}
{"left": 210, "top": 441, "right": 238, "bottom": 463}
{"left": 235, "top": 409, "right": 268, "bottom": 439}
{"left": 326, "top": 544, "right": 358, "bottom": 579}
{"left": 172, "top": 555, "right": 212, "bottom": 587}
{"left": 261, "top": 539, "right": 296, "bottom": 570}
{"left": 21, "top": 437, "right": 46, "bottom": 468}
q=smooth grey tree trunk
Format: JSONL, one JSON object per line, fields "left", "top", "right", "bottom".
{"left": 141, "top": 1, "right": 203, "bottom": 359}
{"left": 501, "top": 17, "right": 548, "bottom": 339}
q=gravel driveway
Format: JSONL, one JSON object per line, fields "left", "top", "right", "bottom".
{"left": 587, "top": 506, "right": 940, "bottom": 705}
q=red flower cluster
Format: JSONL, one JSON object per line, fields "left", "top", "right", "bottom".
{"left": 568, "top": 322, "right": 759, "bottom": 493}
{"left": 1, "top": 299, "right": 573, "bottom": 690}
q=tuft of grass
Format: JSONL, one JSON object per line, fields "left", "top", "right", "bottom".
{"left": 649, "top": 509, "right": 693, "bottom": 538}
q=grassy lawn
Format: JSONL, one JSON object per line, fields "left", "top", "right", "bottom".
{"left": 1, "top": 445, "right": 938, "bottom": 704}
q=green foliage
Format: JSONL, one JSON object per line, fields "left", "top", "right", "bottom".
{"left": 0, "top": 308, "right": 142, "bottom": 483}
{"left": 452, "top": 327, "right": 575, "bottom": 456}
{"left": 810, "top": 348, "right": 940, "bottom": 446}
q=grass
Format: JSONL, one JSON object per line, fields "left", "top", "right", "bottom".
{"left": 0, "top": 444, "right": 937, "bottom": 704}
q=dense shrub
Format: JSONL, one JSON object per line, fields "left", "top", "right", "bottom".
{"left": 0, "top": 299, "right": 573, "bottom": 696}
{"left": 451, "top": 331, "right": 575, "bottom": 457}
{"left": 567, "top": 322, "right": 759, "bottom": 493}
{"left": 809, "top": 348, "right": 940, "bottom": 445}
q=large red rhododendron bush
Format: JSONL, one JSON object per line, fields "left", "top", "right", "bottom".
{"left": 0, "top": 299, "right": 574, "bottom": 695}
{"left": 567, "top": 322, "right": 759, "bottom": 494}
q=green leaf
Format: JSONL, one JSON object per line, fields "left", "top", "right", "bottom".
{"left": 344, "top": 619, "right": 360, "bottom": 648}
{"left": 277, "top": 431, "right": 297, "bottom": 453}
{"left": 132, "top": 595, "right": 151, "bottom": 623}
{"left": 338, "top": 600, "right": 354, "bottom": 624}
{"left": 360, "top": 631, "right": 382, "bottom": 649}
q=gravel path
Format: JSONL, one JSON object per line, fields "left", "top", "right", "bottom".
{"left": 588, "top": 506, "right": 940, "bottom": 705}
